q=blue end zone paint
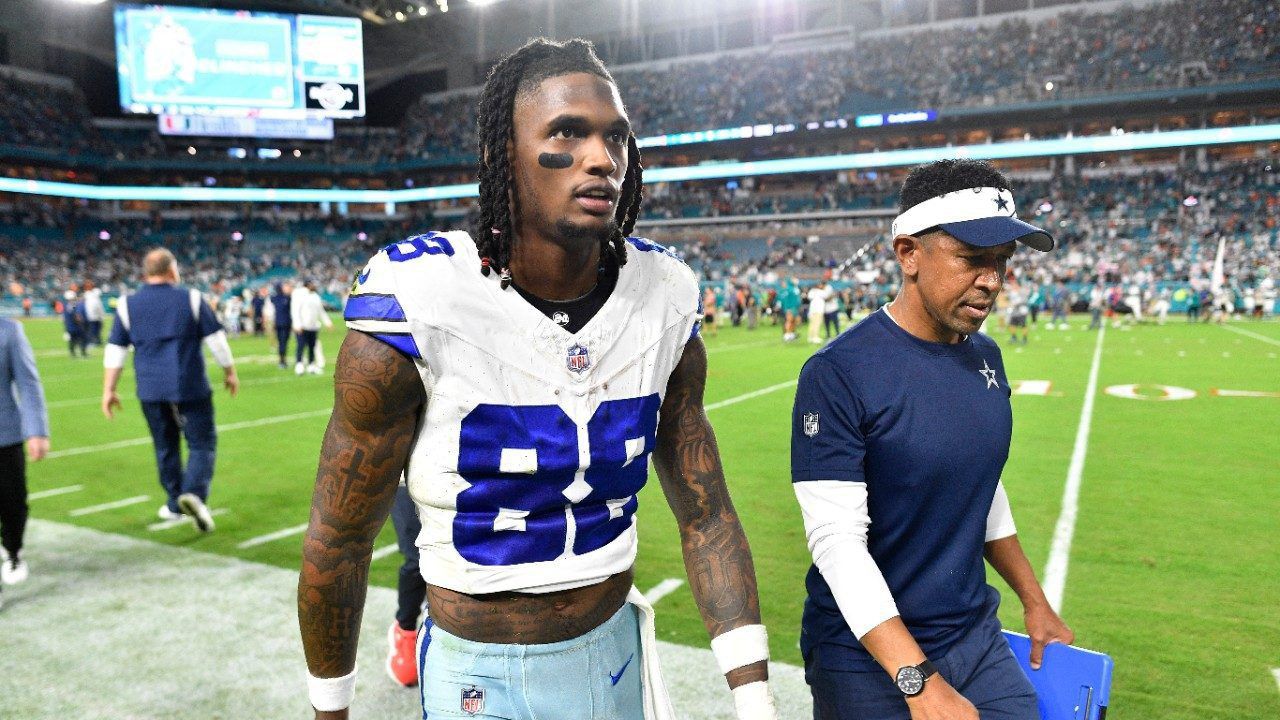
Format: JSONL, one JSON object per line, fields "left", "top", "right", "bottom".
{"left": 344, "top": 293, "right": 407, "bottom": 322}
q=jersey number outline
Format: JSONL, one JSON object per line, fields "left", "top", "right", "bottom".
{"left": 385, "top": 233, "right": 455, "bottom": 262}
{"left": 454, "top": 395, "right": 660, "bottom": 566}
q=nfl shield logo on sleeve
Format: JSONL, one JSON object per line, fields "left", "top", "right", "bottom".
{"left": 566, "top": 343, "right": 591, "bottom": 373}
{"left": 461, "top": 686, "right": 485, "bottom": 715}
{"left": 803, "top": 412, "right": 820, "bottom": 437}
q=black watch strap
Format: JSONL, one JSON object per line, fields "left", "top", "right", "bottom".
{"left": 918, "top": 658, "right": 938, "bottom": 680}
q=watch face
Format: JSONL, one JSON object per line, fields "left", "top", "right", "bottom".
{"left": 896, "top": 666, "right": 925, "bottom": 696}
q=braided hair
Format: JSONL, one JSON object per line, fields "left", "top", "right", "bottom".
{"left": 471, "top": 38, "right": 644, "bottom": 288}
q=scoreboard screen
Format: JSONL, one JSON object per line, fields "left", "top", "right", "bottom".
{"left": 114, "top": 4, "right": 365, "bottom": 119}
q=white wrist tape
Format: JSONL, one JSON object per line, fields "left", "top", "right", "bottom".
{"left": 732, "top": 681, "right": 778, "bottom": 720}
{"left": 710, "top": 624, "right": 770, "bottom": 676}
{"left": 307, "top": 665, "right": 357, "bottom": 712}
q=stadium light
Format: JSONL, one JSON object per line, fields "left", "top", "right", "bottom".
{"left": 61, "top": 0, "right": 109, "bottom": 5}
{"left": 3, "top": 123, "right": 1280, "bottom": 204}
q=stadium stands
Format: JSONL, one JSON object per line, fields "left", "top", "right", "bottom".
{"left": 3, "top": 158, "right": 1274, "bottom": 318}
{"left": 1, "top": 0, "right": 1275, "bottom": 167}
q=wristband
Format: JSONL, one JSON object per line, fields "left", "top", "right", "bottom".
{"left": 307, "top": 665, "right": 357, "bottom": 712}
{"left": 732, "top": 681, "right": 778, "bottom": 720}
{"left": 710, "top": 624, "right": 769, "bottom": 675}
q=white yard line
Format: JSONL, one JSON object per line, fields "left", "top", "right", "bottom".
{"left": 28, "top": 484, "right": 84, "bottom": 500}
{"left": 370, "top": 544, "right": 401, "bottom": 562}
{"left": 47, "top": 409, "right": 331, "bottom": 459}
{"left": 1221, "top": 324, "right": 1280, "bottom": 347}
{"left": 46, "top": 368, "right": 320, "bottom": 409}
{"left": 1042, "top": 325, "right": 1106, "bottom": 614}
{"left": 236, "top": 523, "right": 310, "bottom": 549}
{"left": 705, "top": 380, "right": 798, "bottom": 412}
{"left": 147, "top": 508, "right": 230, "bottom": 531}
{"left": 1271, "top": 668, "right": 1280, "bottom": 694}
{"left": 643, "top": 578, "right": 685, "bottom": 604}
{"left": 69, "top": 495, "right": 150, "bottom": 517}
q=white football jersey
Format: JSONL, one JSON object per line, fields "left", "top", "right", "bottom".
{"left": 344, "top": 231, "right": 700, "bottom": 594}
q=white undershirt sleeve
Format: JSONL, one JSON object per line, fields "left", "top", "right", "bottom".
{"left": 793, "top": 480, "right": 899, "bottom": 639}
{"left": 203, "top": 330, "right": 234, "bottom": 369}
{"left": 985, "top": 480, "right": 1018, "bottom": 542}
{"left": 103, "top": 343, "right": 128, "bottom": 370}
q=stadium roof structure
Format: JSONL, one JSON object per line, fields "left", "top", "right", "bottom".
{"left": 178, "top": 0, "right": 507, "bottom": 25}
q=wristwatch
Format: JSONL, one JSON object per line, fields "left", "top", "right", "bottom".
{"left": 895, "top": 659, "right": 937, "bottom": 697}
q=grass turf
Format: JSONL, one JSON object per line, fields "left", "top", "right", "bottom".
{"left": 17, "top": 313, "right": 1280, "bottom": 719}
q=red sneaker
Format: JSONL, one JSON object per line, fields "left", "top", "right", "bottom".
{"left": 386, "top": 621, "right": 419, "bottom": 687}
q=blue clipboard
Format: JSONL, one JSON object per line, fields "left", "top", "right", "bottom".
{"left": 1002, "top": 630, "right": 1113, "bottom": 720}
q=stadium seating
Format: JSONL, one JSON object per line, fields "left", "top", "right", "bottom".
{"left": 1, "top": 0, "right": 1275, "bottom": 166}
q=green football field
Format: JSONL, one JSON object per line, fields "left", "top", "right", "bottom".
{"left": 13, "top": 313, "right": 1280, "bottom": 719}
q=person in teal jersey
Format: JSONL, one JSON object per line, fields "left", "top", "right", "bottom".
{"left": 779, "top": 278, "right": 802, "bottom": 342}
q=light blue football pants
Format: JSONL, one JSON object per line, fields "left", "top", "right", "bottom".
{"left": 416, "top": 601, "right": 644, "bottom": 720}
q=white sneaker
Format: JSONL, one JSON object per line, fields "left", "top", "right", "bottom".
{"left": 178, "top": 493, "right": 216, "bottom": 533}
{"left": 158, "top": 504, "right": 183, "bottom": 521}
{"left": 2, "top": 558, "right": 29, "bottom": 584}
{"left": 295, "top": 362, "right": 305, "bottom": 375}
{"left": 307, "top": 364, "right": 322, "bottom": 375}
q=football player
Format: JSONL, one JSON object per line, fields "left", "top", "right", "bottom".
{"left": 298, "top": 38, "right": 777, "bottom": 720}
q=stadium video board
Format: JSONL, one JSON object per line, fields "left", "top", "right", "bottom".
{"left": 114, "top": 4, "right": 365, "bottom": 119}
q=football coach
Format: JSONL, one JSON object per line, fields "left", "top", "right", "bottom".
{"left": 791, "top": 159, "right": 1073, "bottom": 720}
{"left": 102, "top": 248, "right": 238, "bottom": 534}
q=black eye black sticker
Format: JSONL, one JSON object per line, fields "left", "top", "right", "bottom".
{"left": 538, "top": 152, "right": 574, "bottom": 169}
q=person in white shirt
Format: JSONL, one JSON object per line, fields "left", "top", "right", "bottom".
{"left": 82, "top": 282, "right": 105, "bottom": 346}
{"left": 807, "top": 282, "right": 829, "bottom": 344}
{"left": 223, "top": 296, "right": 243, "bottom": 338}
{"left": 290, "top": 281, "right": 332, "bottom": 375}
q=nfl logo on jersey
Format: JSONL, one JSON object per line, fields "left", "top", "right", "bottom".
{"left": 566, "top": 343, "right": 591, "bottom": 373}
{"left": 803, "top": 412, "right": 820, "bottom": 437}
{"left": 461, "top": 686, "right": 485, "bottom": 715}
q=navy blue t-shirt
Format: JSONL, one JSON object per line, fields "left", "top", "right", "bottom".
{"left": 270, "top": 292, "right": 291, "bottom": 329}
{"left": 792, "top": 307, "right": 1012, "bottom": 672}
{"left": 108, "top": 284, "right": 223, "bottom": 403}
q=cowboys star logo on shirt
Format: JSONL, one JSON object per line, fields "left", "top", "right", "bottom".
{"left": 461, "top": 686, "right": 485, "bottom": 715}
{"left": 803, "top": 412, "right": 820, "bottom": 437}
{"left": 566, "top": 343, "right": 591, "bottom": 373}
{"left": 979, "top": 359, "right": 999, "bottom": 389}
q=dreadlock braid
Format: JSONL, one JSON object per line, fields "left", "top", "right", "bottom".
{"left": 600, "top": 133, "right": 644, "bottom": 269}
{"left": 470, "top": 38, "right": 645, "bottom": 287}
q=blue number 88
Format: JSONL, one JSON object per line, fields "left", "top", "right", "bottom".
{"left": 454, "top": 395, "right": 660, "bottom": 566}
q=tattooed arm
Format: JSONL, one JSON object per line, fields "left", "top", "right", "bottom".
{"left": 652, "top": 335, "right": 768, "bottom": 689}
{"left": 297, "top": 331, "right": 425, "bottom": 719}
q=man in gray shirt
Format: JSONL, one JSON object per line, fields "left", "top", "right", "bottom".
{"left": 0, "top": 317, "right": 50, "bottom": 608}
